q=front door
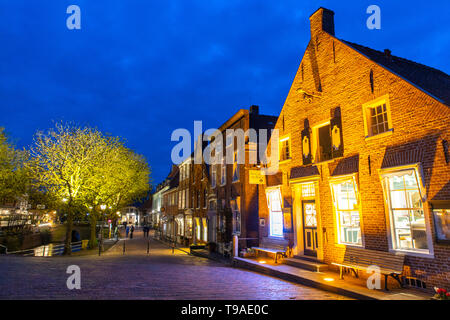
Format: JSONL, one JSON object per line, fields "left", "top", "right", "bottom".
{"left": 302, "top": 200, "right": 318, "bottom": 256}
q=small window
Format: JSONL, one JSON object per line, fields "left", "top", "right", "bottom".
{"left": 363, "top": 95, "right": 393, "bottom": 138}
{"left": 203, "top": 189, "right": 207, "bottom": 209}
{"left": 211, "top": 167, "right": 217, "bottom": 188}
{"left": 301, "top": 183, "right": 315, "bottom": 198}
{"left": 279, "top": 137, "right": 291, "bottom": 161}
{"left": 232, "top": 151, "right": 240, "bottom": 182}
{"left": 220, "top": 157, "right": 226, "bottom": 186}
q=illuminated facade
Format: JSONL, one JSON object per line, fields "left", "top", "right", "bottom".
{"left": 258, "top": 8, "right": 450, "bottom": 290}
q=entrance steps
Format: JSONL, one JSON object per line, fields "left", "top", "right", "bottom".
{"left": 283, "top": 255, "right": 328, "bottom": 272}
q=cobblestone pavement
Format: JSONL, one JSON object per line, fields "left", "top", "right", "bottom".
{"left": 0, "top": 230, "right": 350, "bottom": 300}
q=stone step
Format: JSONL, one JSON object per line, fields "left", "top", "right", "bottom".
{"left": 293, "top": 254, "right": 321, "bottom": 263}
{"left": 283, "top": 257, "right": 328, "bottom": 272}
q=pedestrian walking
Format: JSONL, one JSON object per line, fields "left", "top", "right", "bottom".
{"left": 126, "top": 225, "right": 130, "bottom": 238}
{"left": 130, "top": 225, "right": 134, "bottom": 239}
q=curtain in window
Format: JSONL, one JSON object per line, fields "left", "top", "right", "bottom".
{"left": 331, "top": 179, "right": 362, "bottom": 245}
{"left": 267, "top": 189, "right": 284, "bottom": 237}
{"left": 382, "top": 170, "right": 428, "bottom": 251}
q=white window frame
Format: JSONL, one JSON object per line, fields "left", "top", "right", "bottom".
{"left": 379, "top": 164, "right": 434, "bottom": 258}
{"left": 266, "top": 187, "right": 284, "bottom": 238}
{"left": 329, "top": 174, "right": 364, "bottom": 247}
{"left": 362, "top": 94, "right": 393, "bottom": 139}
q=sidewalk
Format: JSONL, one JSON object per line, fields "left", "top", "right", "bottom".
{"left": 233, "top": 257, "right": 431, "bottom": 300}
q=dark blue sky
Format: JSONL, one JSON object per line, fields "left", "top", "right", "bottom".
{"left": 0, "top": 0, "right": 449, "bottom": 185}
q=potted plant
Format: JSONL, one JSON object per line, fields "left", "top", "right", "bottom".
{"left": 432, "top": 287, "right": 450, "bottom": 300}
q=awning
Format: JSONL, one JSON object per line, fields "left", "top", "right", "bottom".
{"left": 330, "top": 154, "right": 359, "bottom": 176}
{"left": 290, "top": 166, "right": 320, "bottom": 180}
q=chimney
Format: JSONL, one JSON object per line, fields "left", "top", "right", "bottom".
{"left": 309, "top": 7, "right": 335, "bottom": 38}
{"left": 384, "top": 49, "right": 393, "bottom": 62}
{"left": 250, "top": 105, "right": 259, "bottom": 115}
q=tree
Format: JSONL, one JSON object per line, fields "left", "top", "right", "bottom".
{"left": 28, "top": 123, "right": 151, "bottom": 253}
{"left": 0, "top": 127, "right": 29, "bottom": 205}
{"left": 83, "top": 144, "right": 150, "bottom": 246}
{"left": 28, "top": 124, "right": 114, "bottom": 254}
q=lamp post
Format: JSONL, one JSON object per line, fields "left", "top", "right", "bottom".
{"left": 99, "top": 204, "right": 106, "bottom": 255}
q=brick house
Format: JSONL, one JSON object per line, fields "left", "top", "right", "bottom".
{"left": 208, "top": 105, "right": 277, "bottom": 254}
{"left": 191, "top": 143, "right": 212, "bottom": 246}
{"left": 258, "top": 7, "right": 450, "bottom": 290}
{"left": 160, "top": 165, "right": 179, "bottom": 242}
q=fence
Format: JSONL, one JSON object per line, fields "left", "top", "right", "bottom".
{"left": 5, "top": 241, "right": 82, "bottom": 257}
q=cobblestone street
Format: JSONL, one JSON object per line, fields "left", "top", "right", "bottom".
{"left": 0, "top": 230, "right": 350, "bottom": 300}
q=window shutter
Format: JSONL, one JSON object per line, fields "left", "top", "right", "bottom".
{"left": 301, "top": 119, "right": 312, "bottom": 165}
{"left": 330, "top": 107, "right": 344, "bottom": 158}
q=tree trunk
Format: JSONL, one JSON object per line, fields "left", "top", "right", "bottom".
{"left": 89, "top": 213, "right": 98, "bottom": 249}
{"left": 64, "top": 207, "right": 73, "bottom": 255}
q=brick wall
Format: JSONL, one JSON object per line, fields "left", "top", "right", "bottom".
{"left": 259, "top": 8, "right": 450, "bottom": 290}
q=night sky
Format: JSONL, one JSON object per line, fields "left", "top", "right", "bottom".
{"left": 0, "top": 0, "right": 449, "bottom": 186}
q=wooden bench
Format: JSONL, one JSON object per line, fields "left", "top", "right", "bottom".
{"left": 252, "top": 237, "right": 291, "bottom": 263}
{"left": 332, "top": 247, "right": 405, "bottom": 290}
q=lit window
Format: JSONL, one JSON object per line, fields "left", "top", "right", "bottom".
{"left": 363, "top": 95, "right": 393, "bottom": 137}
{"left": 312, "top": 122, "right": 332, "bottom": 162}
{"left": 231, "top": 198, "right": 241, "bottom": 235}
{"left": 301, "top": 183, "right": 315, "bottom": 198}
{"left": 211, "top": 167, "right": 217, "bottom": 188}
{"left": 279, "top": 137, "right": 291, "bottom": 161}
{"left": 220, "top": 157, "right": 226, "bottom": 186}
{"left": 433, "top": 208, "right": 450, "bottom": 242}
{"left": 330, "top": 178, "right": 362, "bottom": 245}
{"left": 232, "top": 151, "right": 240, "bottom": 182}
{"left": 195, "top": 217, "right": 201, "bottom": 242}
{"left": 381, "top": 169, "right": 429, "bottom": 252}
{"left": 266, "top": 189, "right": 283, "bottom": 237}
{"left": 202, "top": 218, "right": 208, "bottom": 242}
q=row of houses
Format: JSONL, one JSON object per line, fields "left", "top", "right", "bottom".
{"left": 149, "top": 8, "right": 450, "bottom": 290}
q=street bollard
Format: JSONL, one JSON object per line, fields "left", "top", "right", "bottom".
{"left": 172, "top": 242, "right": 175, "bottom": 254}
{"left": 98, "top": 240, "right": 101, "bottom": 256}
{"left": 123, "top": 240, "right": 126, "bottom": 255}
{"left": 147, "top": 240, "right": 150, "bottom": 255}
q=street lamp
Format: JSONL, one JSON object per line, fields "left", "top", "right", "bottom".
{"left": 99, "top": 204, "right": 107, "bottom": 255}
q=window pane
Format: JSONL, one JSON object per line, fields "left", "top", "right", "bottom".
{"left": 391, "top": 190, "right": 407, "bottom": 209}
{"left": 385, "top": 171, "right": 428, "bottom": 251}
{"left": 270, "top": 211, "right": 283, "bottom": 237}
{"left": 331, "top": 179, "right": 361, "bottom": 245}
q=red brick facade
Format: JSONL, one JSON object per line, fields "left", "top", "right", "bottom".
{"left": 258, "top": 8, "right": 450, "bottom": 290}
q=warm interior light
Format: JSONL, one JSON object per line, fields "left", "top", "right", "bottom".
{"left": 258, "top": 260, "right": 267, "bottom": 264}
{"left": 323, "top": 277, "right": 335, "bottom": 282}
